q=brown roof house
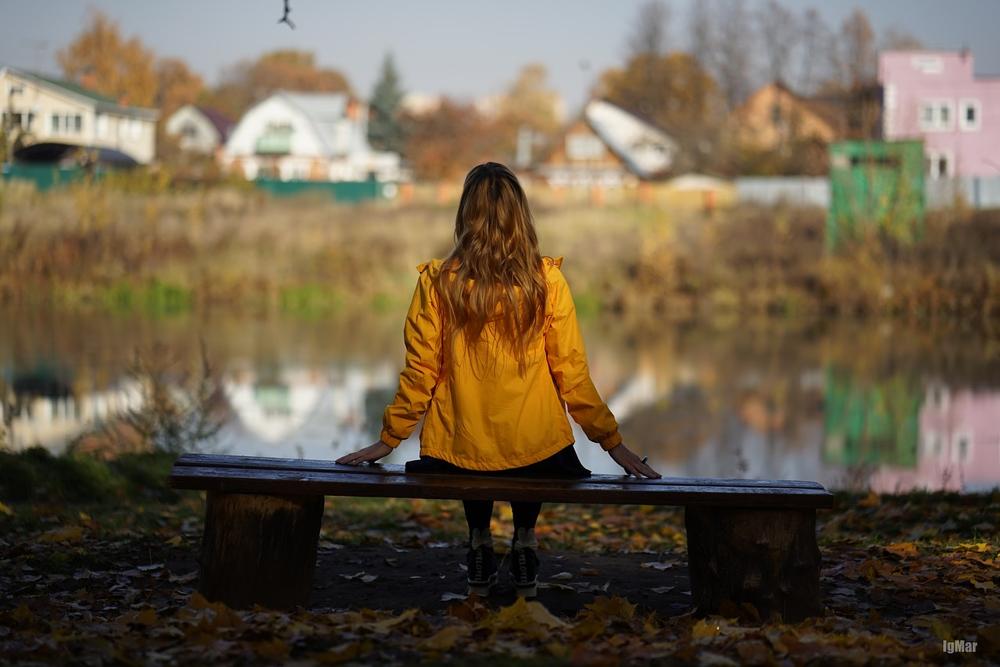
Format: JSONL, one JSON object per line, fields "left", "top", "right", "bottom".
{"left": 729, "top": 82, "right": 846, "bottom": 174}
{"left": 540, "top": 99, "right": 679, "bottom": 187}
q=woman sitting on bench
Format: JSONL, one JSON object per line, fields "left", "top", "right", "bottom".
{"left": 337, "top": 162, "right": 660, "bottom": 599}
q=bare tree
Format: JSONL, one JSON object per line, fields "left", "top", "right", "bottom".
{"left": 714, "top": 0, "right": 755, "bottom": 109}
{"left": 797, "top": 8, "right": 831, "bottom": 94}
{"left": 627, "top": 0, "right": 671, "bottom": 58}
{"left": 840, "top": 8, "right": 877, "bottom": 89}
{"left": 882, "top": 28, "right": 924, "bottom": 51}
{"left": 756, "top": 0, "right": 799, "bottom": 84}
{"left": 688, "top": 0, "right": 714, "bottom": 71}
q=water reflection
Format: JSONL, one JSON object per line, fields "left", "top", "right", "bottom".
{"left": 1, "top": 307, "right": 998, "bottom": 493}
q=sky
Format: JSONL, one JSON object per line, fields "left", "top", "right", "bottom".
{"left": 1, "top": 0, "right": 999, "bottom": 114}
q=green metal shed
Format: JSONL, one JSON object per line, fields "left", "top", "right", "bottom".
{"left": 827, "top": 140, "right": 925, "bottom": 250}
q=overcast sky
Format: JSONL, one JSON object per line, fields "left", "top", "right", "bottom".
{"left": 1, "top": 0, "right": 998, "bottom": 113}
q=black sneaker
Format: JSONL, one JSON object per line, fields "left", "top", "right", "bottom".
{"left": 509, "top": 542, "right": 540, "bottom": 598}
{"left": 466, "top": 544, "right": 498, "bottom": 596}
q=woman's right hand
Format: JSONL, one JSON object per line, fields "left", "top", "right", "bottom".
{"left": 609, "top": 443, "right": 662, "bottom": 479}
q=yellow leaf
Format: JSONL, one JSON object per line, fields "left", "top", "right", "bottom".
{"left": 369, "top": 608, "right": 418, "bottom": 634}
{"left": 254, "top": 639, "right": 290, "bottom": 660}
{"left": 884, "top": 542, "right": 919, "bottom": 559}
{"left": 421, "top": 624, "right": 470, "bottom": 651}
{"left": 581, "top": 595, "right": 636, "bottom": 622}
{"left": 133, "top": 608, "right": 157, "bottom": 626}
{"left": 0, "top": 502, "right": 13, "bottom": 516}
{"left": 78, "top": 512, "right": 91, "bottom": 522}
{"left": 166, "top": 536, "right": 183, "bottom": 547}
{"left": 39, "top": 525, "right": 83, "bottom": 543}
{"left": 858, "top": 491, "right": 881, "bottom": 508}
{"left": 692, "top": 618, "right": 722, "bottom": 640}
{"left": 483, "top": 597, "right": 567, "bottom": 633}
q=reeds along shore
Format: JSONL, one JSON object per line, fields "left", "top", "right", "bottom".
{"left": 0, "top": 178, "right": 998, "bottom": 325}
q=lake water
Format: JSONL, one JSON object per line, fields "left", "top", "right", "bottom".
{"left": 2, "top": 306, "right": 998, "bottom": 493}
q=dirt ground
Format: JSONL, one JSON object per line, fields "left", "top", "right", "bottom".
{"left": 310, "top": 544, "right": 693, "bottom": 617}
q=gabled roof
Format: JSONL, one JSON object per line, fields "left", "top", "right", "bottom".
{"left": 278, "top": 91, "right": 352, "bottom": 155}
{"left": 194, "top": 105, "right": 235, "bottom": 140}
{"left": 584, "top": 99, "right": 678, "bottom": 179}
{"left": 0, "top": 65, "right": 158, "bottom": 119}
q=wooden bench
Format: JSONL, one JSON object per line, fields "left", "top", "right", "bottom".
{"left": 169, "top": 453, "right": 834, "bottom": 621}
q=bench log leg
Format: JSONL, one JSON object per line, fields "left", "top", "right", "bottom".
{"left": 199, "top": 491, "right": 324, "bottom": 610}
{"left": 684, "top": 506, "right": 822, "bottom": 622}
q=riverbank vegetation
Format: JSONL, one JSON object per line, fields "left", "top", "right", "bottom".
{"left": 1, "top": 179, "right": 998, "bottom": 326}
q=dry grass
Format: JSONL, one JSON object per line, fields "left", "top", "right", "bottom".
{"left": 1, "top": 178, "right": 998, "bottom": 325}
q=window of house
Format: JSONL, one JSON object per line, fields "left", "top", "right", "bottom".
{"left": 918, "top": 99, "right": 955, "bottom": 132}
{"left": 73, "top": 115, "right": 82, "bottom": 133}
{"left": 51, "top": 113, "right": 60, "bottom": 133}
{"left": 566, "top": 133, "right": 604, "bottom": 160}
{"left": 181, "top": 122, "right": 199, "bottom": 139}
{"left": 959, "top": 98, "right": 981, "bottom": 131}
{"left": 926, "top": 149, "right": 953, "bottom": 179}
{"left": 771, "top": 103, "right": 782, "bottom": 126}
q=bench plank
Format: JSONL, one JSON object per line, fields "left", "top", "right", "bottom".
{"left": 171, "top": 453, "right": 831, "bottom": 493}
{"left": 170, "top": 464, "right": 834, "bottom": 509}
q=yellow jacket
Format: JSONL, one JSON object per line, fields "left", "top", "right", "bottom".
{"left": 379, "top": 255, "right": 622, "bottom": 470}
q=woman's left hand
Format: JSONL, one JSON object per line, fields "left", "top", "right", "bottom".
{"left": 336, "top": 441, "right": 393, "bottom": 465}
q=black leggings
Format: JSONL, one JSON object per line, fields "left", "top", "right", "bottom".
{"left": 464, "top": 500, "right": 541, "bottom": 533}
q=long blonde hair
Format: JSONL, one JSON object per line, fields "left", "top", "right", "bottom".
{"left": 432, "top": 162, "right": 547, "bottom": 378}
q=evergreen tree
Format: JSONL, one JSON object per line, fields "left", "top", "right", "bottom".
{"left": 368, "top": 53, "right": 405, "bottom": 154}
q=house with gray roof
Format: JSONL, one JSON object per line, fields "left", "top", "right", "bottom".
{"left": 221, "top": 91, "right": 400, "bottom": 182}
{"left": 1, "top": 65, "right": 158, "bottom": 165}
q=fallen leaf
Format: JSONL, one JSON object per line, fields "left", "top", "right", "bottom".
{"left": 651, "top": 586, "right": 675, "bottom": 594}
{"left": 641, "top": 561, "right": 672, "bottom": 570}
{"left": 884, "top": 542, "right": 919, "bottom": 559}
{"left": 0, "top": 502, "right": 13, "bottom": 516}
{"left": 550, "top": 572, "right": 573, "bottom": 580}
{"left": 441, "top": 592, "right": 467, "bottom": 602}
{"left": 421, "top": 624, "right": 471, "bottom": 651}
{"left": 39, "top": 526, "right": 83, "bottom": 543}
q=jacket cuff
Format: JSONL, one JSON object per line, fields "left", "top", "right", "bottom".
{"left": 379, "top": 429, "right": 403, "bottom": 448}
{"left": 599, "top": 430, "right": 623, "bottom": 451}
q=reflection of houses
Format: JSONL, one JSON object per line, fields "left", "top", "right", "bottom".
{"left": 0, "top": 65, "right": 158, "bottom": 164}
{"left": 868, "top": 384, "right": 1000, "bottom": 492}
{"left": 217, "top": 363, "right": 399, "bottom": 459}
{"left": 539, "top": 99, "right": 678, "bottom": 187}
{"left": 221, "top": 91, "right": 400, "bottom": 182}
{"left": 2, "top": 380, "right": 144, "bottom": 452}
{"left": 880, "top": 50, "right": 1000, "bottom": 179}
{"left": 164, "top": 104, "right": 234, "bottom": 156}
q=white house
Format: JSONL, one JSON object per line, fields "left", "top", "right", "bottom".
{"left": 540, "top": 99, "right": 678, "bottom": 187}
{"left": 164, "top": 104, "right": 234, "bottom": 156}
{"left": 0, "top": 65, "right": 158, "bottom": 164}
{"left": 221, "top": 91, "right": 400, "bottom": 182}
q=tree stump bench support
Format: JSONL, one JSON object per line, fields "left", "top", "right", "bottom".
{"left": 169, "top": 453, "right": 833, "bottom": 621}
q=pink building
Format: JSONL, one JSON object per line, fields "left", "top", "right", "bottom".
{"left": 880, "top": 50, "right": 1000, "bottom": 179}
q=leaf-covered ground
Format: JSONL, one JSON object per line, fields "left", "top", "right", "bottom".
{"left": 1, "top": 491, "right": 998, "bottom": 665}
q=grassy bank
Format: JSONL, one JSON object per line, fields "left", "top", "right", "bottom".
{"left": 1, "top": 178, "right": 998, "bottom": 325}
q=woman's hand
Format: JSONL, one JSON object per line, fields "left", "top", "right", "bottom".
{"left": 609, "top": 443, "right": 661, "bottom": 479}
{"left": 336, "top": 441, "right": 393, "bottom": 465}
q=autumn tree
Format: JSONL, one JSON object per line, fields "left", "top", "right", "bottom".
{"left": 882, "top": 28, "right": 924, "bottom": 51}
{"left": 402, "top": 100, "right": 505, "bottom": 180}
{"left": 368, "top": 53, "right": 405, "bottom": 154}
{"left": 57, "top": 10, "right": 157, "bottom": 107}
{"left": 156, "top": 58, "right": 204, "bottom": 117}
{"left": 201, "top": 50, "right": 351, "bottom": 119}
